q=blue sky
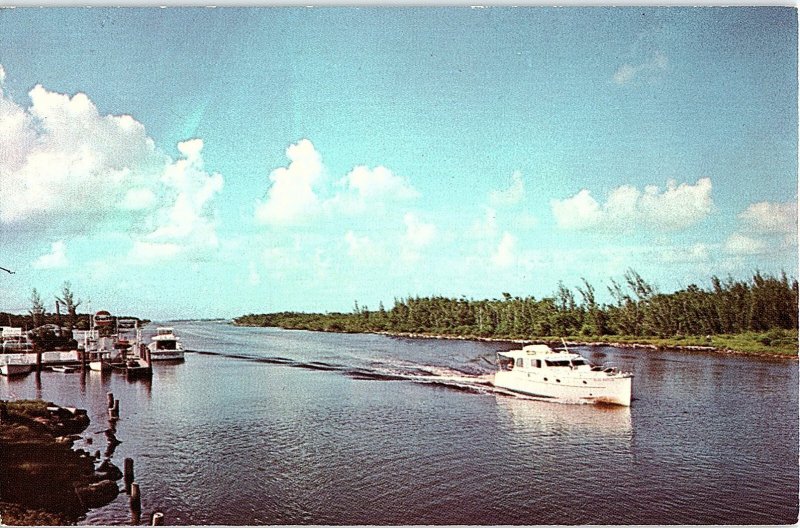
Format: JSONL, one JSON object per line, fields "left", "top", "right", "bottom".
{"left": 0, "top": 7, "right": 797, "bottom": 320}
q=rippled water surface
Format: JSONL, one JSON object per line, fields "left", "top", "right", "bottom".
{"left": 2, "top": 321, "right": 797, "bottom": 524}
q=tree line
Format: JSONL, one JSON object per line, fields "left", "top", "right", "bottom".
{"left": 234, "top": 270, "right": 798, "bottom": 343}
{"left": 1, "top": 282, "right": 147, "bottom": 350}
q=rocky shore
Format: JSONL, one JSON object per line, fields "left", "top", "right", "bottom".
{"left": 0, "top": 400, "right": 122, "bottom": 525}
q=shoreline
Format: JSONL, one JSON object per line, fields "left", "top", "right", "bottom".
{"left": 231, "top": 322, "right": 796, "bottom": 360}
{"left": 373, "top": 330, "right": 797, "bottom": 360}
{"left": 0, "top": 400, "right": 122, "bottom": 526}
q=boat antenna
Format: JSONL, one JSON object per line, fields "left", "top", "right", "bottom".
{"left": 0, "top": 266, "right": 14, "bottom": 274}
{"left": 560, "top": 338, "right": 570, "bottom": 353}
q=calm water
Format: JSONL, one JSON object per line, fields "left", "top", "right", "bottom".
{"left": 1, "top": 321, "right": 797, "bottom": 525}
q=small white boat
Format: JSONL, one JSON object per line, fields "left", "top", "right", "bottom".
{"left": 147, "top": 327, "right": 185, "bottom": 361}
{"left": 51, "top": 365, "right": 77, "bottom": 373}
{"left": 87, "top": 337, "right": 118, "bottom": 372}
{"left": 494, "top": 343, "right": 633, "bottom": 406}
{"left": 0, "top": 354, "right": 33, "bottom": 376}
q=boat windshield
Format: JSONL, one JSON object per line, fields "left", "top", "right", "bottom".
{"left": 157, "top": 339, "right": 177, "bottom": 350}
{"left": 545, "top": 360, "right": 571, "bottom": 367}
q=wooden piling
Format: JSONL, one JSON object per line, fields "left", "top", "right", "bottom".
{"left": 107, "top": 392, "right": 114, "bottom": 409}
{"left": 124, "top": 457, "right": 135, "bottom": 488}
{"left": 108, "top": 399, "right": 119, "bottom": 419}
{"left": 35, "top": 348, "right": 42, "bottom": 373}
{"left": 151, "top": 512, "right": 165, "bottom": 526}
{"left": 130, "top": 482, "right": 141, "bottom": 513}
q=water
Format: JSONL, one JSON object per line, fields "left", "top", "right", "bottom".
{"left": 1, "top": 321, "right": 797, "bottom": 525}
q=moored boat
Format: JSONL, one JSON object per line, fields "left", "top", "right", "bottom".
{"left": 51, "top": 365, "right": 77, "bottom": 373}
{"left": 147, "top": 327, "right": 185, "bottom": 361}
{"left": 494, "top": 343, "right": 633, "bottom": 406}
{"left": 1, "top": 354, "right": 33, "bottom": 376}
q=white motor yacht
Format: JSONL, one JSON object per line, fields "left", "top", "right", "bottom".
{"left": 147, "top": 327, "right": 185, "bottom": 361}
{"left": 494, "top": 343, "right": 633, "bottom": 406}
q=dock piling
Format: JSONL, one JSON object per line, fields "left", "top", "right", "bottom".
{"left": 108, "top": 399, "right": 120, "bottom": 419}
{"left": 130, "top": 482, "right": 141, "bottom": 513}
{"left": 106, "top": 392, "right": 114, "bottom": 410}
{"left": 124, "top": 457, "right": 135, "bottom": 490}
{"left": 151, "top": 511, "right": 165, "bottom": 525}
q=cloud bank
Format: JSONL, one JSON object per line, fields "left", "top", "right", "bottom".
{"left": 551, "top": 178, "right": 713, "bottom": 232}
{"left": 255, "top": 139, "right": 419, "bottom": 226}
{"left": 0, "top": 66, "right": 223, "bottom": 262}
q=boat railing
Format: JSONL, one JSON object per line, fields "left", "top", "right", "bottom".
{"left": 1, "top": 353, "right": 35, "bottom": 365}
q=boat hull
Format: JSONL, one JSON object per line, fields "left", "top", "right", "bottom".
{"left": 494, "top": 370, "right": 632, "bottom": 406}
{"left": 0, "top": 363, "right": 32, "bottom": 376}
{"left": 89, "top": 360, "right": 107, "bottom": 372}
{"left": 148, "top": 350, "right": 185, "bottom": 361}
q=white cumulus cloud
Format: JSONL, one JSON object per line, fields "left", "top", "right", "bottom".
{"left": 142, "top": 138, "right": 223, "bottom": 255}
{"left": 724, "top": 232, "right": 768, "bottom": 256}
{"left": 0, "top": 82, "right": 165, "bottom": 231}
{"left": 32, "top": 240, "right": 68, "bottom": 269}
{"left": 724, "top": 200, "right": 798, "bottom": 256}
{"left": 341, "top": 165, "right": 418, "bottom": 202}
{"left": 738, "top": 201, "right": 797, "bottom": 238}
{"left": 0, "top": 66, "right": 224, "bottom": 263}
{"left": 255, "top": 139, "right": 324, "bottom": 226}
{"left": 256, "top": 140, "right": 420, "bottom": 225}
{"left": 551, "top": 178, "right": 713, "bottom": 232}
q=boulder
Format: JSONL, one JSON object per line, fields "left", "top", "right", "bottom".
{"left": 75, "top": 479, "right": 119, "bottom": 508}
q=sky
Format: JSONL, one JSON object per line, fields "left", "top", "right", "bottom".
{"left": 0, "top": 7, "right": 797, "bottom": 320}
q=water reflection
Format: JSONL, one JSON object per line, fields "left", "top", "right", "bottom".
{"left": 494, "top": 394, "right": 632, "bottom": 439}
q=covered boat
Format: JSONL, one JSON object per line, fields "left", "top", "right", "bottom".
{"left": 494, "top": 344, "right": 633, "bottom": 406}
{"left": 147, "top": 327, "right": 185, "bottom": 361}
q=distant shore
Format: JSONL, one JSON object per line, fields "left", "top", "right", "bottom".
{"left": 232, "top": 320, "right": 797, "bottom": 359}
{"left": 372, "top": 330, "right": 797, "bottom": 360}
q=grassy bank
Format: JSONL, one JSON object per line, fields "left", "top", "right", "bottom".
{"left": 383, "top": 331, "right": 798, "bottom": 358}
{"left": 234, "top": 315, "right": 797, "bottom": 358}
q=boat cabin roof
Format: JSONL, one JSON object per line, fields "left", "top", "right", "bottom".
{"left": 498, "top": 344, "right": 576, "bottom": 359}
{"left": 153, "top": 328, "right": 179, "bottom": 341}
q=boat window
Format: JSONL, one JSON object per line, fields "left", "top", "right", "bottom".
{"left": 515, "top": 358, "right": 524, "bottom": 368}
{"left": 545, "top": 360, "right": 571, "bottom": 367}
{"left": 536, "top": 359, "right": 542, "bottom": 368}
{"left": 571, "top": 359, "right": 588, "bottom": 366}
{"left": 158, "top": 340, "right": 177, "bottom": 350}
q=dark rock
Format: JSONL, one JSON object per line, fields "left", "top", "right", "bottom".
{"left": 75, "top": 479, "right": 119, "bottom": 508}
{"left": 96, "top": 459, "right": 123, "bottom": 481}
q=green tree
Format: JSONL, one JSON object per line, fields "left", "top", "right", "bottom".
{"left": 30, "top": 288, "right": 45, "bottom": 328}
{"left": 56, "top": 281, "right": 82, "bottom": 333}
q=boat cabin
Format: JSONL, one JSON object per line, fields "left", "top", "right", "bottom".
{"left": 152, "top": 328, "right": 180, "bottom": 350}
{"left": 497, "top": 344, "right": 591, "bottom": 372}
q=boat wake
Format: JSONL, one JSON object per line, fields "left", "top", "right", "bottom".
{"left": 186, "top": 349, "right": 529, "bottom": 397}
